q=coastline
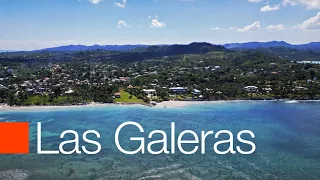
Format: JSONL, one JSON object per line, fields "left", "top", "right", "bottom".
{"left": 0, "top": 102, "right": 147, "bottom": 111}
{"left": 1, "top": 99, "right": 320, "bottom": 111}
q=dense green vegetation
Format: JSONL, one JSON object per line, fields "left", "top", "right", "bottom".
{"left": 0, "top": 43, "right": 319, "bottom": 106}
{"left": 114, "top": 89, "right": 144, "bottom": 104}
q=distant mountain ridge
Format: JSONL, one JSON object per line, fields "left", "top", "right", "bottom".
{"left": 0, "top": 50, "right": 17, "bottom": 53}
{"left": 38, "top": 44, "right": 149, "bottom": 52}
{"left": 18, "top": 41, "right": 320, "bottom": 52}
{"left": 224, "top": 41, "right": 320, "bottom": 50}
{"left": 37, "top": 43, "right": 226, "bottom": 54}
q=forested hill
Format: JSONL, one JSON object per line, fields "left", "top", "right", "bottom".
{"left": 145, "top": 42, "right": 226, "bottom": 56}
{"left": 106, "top": 42, "right": 227, "bottom": 62}
{"left": 251, "top": 47, "right": 320, "bottom": 62}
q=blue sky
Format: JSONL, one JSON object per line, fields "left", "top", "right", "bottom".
{"left": 0, "top": 0, "right": 319, "bottom": 50}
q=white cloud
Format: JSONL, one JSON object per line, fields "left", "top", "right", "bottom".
{"left": 266, "top": 24, "right": 286, "bottom": 31}
{"left": 248, "top": 0, "right": 263, "bottom": 3}
{"left": 117, "top": 20, "right": 129, "bottom": 28}
{"left": 150, "top": 18, "right": 166, "bottom": 28}
{"left": 295, "top": 12, "right": 320, "bottom": 30}
{"left": 282, "top": 0, "right": 298, "bottom": 6}
{"left": 211, "top": 27, "right": 224, "bottom": 30}
{"left": 260, "top": 4, "right": 280, "bottom": 12}
{"left": 282, "top": 0, "right": 320, "bottom": 9}
{"left": 89, "top": 0, "right": 103, "bottom": 4}
{"left": 229, "top": 26, "right": 238, "bottom": 30}
{"left": 114, "top": 0, "right": 127, "bottom": 8}
{"left": 237, "top": 21, "right": 261, "bottom": 32}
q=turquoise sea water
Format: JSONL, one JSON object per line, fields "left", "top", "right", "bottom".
{"left": 298, "top": 61, "right": 320, "bottom": 64}
{"left": 0, "top": 101, "right": 320, "bottom": 180}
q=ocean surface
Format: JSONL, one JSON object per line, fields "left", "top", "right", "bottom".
{"left": 0, "top": 101, "right": 320, "bottom": 180}
{"left": 297, "top": 61, "right": 320, "bottom": 64}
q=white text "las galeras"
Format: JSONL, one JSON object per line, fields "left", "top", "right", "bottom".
{"left": 37, "top": 122, "right": 256, "bottom": 155}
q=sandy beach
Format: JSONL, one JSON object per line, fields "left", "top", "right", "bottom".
{"left": 1, "top": 100, "right": 319, "bottom": 111}
{"left": 0, "top": 102, "right": 146, "bottom": 111}
{"left": 0, "top": 101, "right": 215, "bottom": 111}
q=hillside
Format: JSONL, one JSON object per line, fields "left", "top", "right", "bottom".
{"left": 107, "top": 42, "right": 227, "bottom": 62}
{"left": 145, "top": 42, "right": 226, "bottom": 55}
{"left": 251, "top": 47, "right": 320, "bottom": 62}
{"left": 224, "top": 41, "right": 320, "bottom": 50}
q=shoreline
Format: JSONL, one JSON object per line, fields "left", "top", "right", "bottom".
{"left": 1, "top": 99, "right": 320, "bottom": 111}
{"left": 0, "top": 102, "right": 147, "bottom": 111}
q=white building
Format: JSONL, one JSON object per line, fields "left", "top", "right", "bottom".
{"left": 192, "top": 89, "right": 202, "bottom": 95}
{"left": 169, "top": 87, "right": 188, "bottom": 94}
{"left": 143, "top": 89, "right": 156, "bottom": 95}
{"left": 244, "top": 86, "right": 259, "bottom": 92}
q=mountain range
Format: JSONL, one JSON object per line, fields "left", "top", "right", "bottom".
{"left": 36, "top": 44, "right": 149, "bottom": 52}
{"left": 1, "top": 41, "right": 319, "bottom": 53}
{"left": 39, "top": 41, "right": 320, "bottom": 52}
{"left": 0, "top": 50, "right": 17, "bottom": 53}
{"left": 223, "top": 41, "right": 320, "bottom": 50}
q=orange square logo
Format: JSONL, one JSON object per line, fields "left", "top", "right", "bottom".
{"left": 0, "top": 122, "right": 29, "bottom": 154}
